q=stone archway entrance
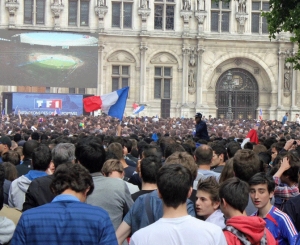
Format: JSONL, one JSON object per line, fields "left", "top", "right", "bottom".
{"left": 215, "top": 68, "right": 259, "bottom": 120}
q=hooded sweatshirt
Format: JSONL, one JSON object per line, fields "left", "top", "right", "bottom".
{"left": 224, "top": 216, "right": 276, "bottom": 245}
{"left": 0, "top": 216, "right": 15, "bottom": 244}
{"left": 8, "top": 170, "right": 48, "bottom": 210}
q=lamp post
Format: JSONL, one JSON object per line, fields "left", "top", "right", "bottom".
{"left": 223, "top": 71, "right": 234, "bottom": 120}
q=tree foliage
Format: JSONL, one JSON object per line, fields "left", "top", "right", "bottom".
{"left": 263, "top": 0, "right": 300, "bottom": 70}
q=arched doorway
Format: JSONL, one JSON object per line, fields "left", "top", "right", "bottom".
{"left": 215, "top": 68, "right": 259, "bottom": 119}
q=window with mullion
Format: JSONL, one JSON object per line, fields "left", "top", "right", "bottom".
{"left": 123, "top": 3, "right": 132, "bottom": 28}
{"left": 112, "top": 2, "right": 121, "bottom": 27}
{"left": 80, "top": 1, "right": 89, "bottom": 26}
{"left": 112, "top": 65, "right": 130, "bottom": 91}
{"left": 210, "top": 1, "right": 230, "bottom": 33}
{"left": 69, "top": 1, "right": 78, "bottom": 25}
{"left": 36, "top": 0, "right": 45, "bottom": 24}
{"left": 24, "top": 0, "right": 33, "bottom": 24}
{"left": 154, "top": 66, "right": 172, "bottom": 99}
{"left": 166, "top": 5, "right": 174, "bottom": 30}
{"left": 154, "top": 4, "right": 163, "bottom": 29}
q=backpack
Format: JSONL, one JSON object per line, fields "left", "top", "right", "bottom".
{"left": 224, "top": 225, "right": 267, "bottom": 245}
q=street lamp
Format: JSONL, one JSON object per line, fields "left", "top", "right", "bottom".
{"left": 223, "top": 70, "right": 234, "bottom": 120}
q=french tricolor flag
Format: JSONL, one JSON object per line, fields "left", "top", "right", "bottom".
{"left": 83, "top": 87, "right": 129, "bottom": 120}
{"left": 133, "top": 105, "right": 145, "bottom": 114}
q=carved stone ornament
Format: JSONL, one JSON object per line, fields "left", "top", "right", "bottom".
{"left": 236, "top": 13, "right": 248, "bottom": 34}
{"left": 150, "top": 52, "right": 178, "bottom": 64}
{"left": 138, "top": 8, "right": 151, "bottom": 21}
{"left": 95, "top": 5, "right": 108, "bottom": 19}
{"left": 180, "top": 10, "right": 193, "bottom": 23}
{"left": 234, "top": 58, "right": 242, "bottom": 66}
{"left": 108, "top": 51, "right": 136, "bottom": 63}
{"left": 194, "top": 11, "right": 207, "bottom": 24}
{"left": 5, "top": 0, "right": 19, "bottom": 15}
{"left": 50, "top": 1, "right": 64, "bottom": 17}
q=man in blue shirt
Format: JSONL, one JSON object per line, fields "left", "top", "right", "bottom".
{"left": 195, "top": 113, "right": 209, "bottom": 141}
{"left": 249, "top": 172, "right": 298, "bottom": 245}
{"left": 282, "top": 112, "right": 289, "bottom": 125}
{"left": 11, "top": 163, "right": 118, "bottom": 245}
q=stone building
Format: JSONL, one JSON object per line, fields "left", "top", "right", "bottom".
{"left": 0, "top": 0, "right": 299, "bottom": 119}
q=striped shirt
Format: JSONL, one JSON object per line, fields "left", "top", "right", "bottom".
{"left": 252, "top": 206, "right": 298, "bottom": 245}
{"left": 11, "top": 194, "right": 118, "bottom": 245}
{"left": 273, "top": 176, "right": 299, "bottom": 200}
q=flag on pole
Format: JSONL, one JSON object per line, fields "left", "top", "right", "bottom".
{"left": 132, "top": 102, "right": 139, "bottom": 110}
{"left": 259, "top": 108, "right": 263, "bottom": 120}
{"left": 133, "top": 105, "right": 145, "bottom": 114}
{"left": 83, "top": 87, "right": 129, "bottom": 120}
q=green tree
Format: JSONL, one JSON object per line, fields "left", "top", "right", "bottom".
{"left": 263, "top": 0, "right": 300, "bottom": 70}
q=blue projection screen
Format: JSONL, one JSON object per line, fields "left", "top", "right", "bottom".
{"left": 12, "top": 93, "right": 83, "bottom": 115}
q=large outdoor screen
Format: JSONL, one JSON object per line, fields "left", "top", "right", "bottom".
{"left": 12, "top": 93, "right": 83, "bottom": 115}
{"left": 0, "top": 29, "right": 98, "bottom": 88}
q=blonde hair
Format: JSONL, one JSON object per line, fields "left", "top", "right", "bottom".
{"left": 101, "top": 159, "right": 123, "bottom": 176}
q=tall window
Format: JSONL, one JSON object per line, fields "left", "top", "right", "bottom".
{"left": 211, "top": 1, "right": 230, "bottom": 32}
{"left": 112, "top": 65, "right": 129, "bottom": 91}
{"left": 251, "top": 1, "right": 270, "bottom": 34}
{"left": 154, "top": 67, "right": 171, "bottom": 99}
{"left": 24, "top": 0, "right": 45, "bottom": 24}
{"left": 112, "top": 1, "right": 132, "bottom": 28}
{"left": 154, "top": 0, "right": 175, "bottom": 30}
{"left": 68, "top": 0, "right": 89, "bottom": 26}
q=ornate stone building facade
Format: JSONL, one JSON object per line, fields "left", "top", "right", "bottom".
{"left": 0, "top": 0, "right": 299, "bottom": 119}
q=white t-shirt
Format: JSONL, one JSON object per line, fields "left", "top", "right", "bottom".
{"left": 130, "top": 215, "right": 227, "bottom": 245}
{"left": 206, "top": 209, "right": 226, "bottom": 229}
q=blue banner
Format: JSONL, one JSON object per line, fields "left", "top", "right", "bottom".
{"left": 12, "top": 93, "right": 83, "bottom": 115}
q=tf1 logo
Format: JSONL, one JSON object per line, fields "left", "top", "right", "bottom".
{"left": 34, "top": 99, "right": 62, "bottom": 109}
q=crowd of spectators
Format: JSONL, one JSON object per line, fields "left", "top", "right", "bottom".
{"left": 0, "top": 112, "right": 299, "bottom": 244}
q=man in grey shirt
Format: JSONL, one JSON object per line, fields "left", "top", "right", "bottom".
{"left": 75, "top": 136, "right": 133, "bottom": 230}
{"left": 193, "top": 145, "right": 220, "bottom": 189}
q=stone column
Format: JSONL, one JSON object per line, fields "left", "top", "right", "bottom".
{"left": 291, "top": 46, "right": 298, "bottom": 109}
{"left": 182, "top": 46, "right": 190, "bottom": 105}
{"left": 97, "top": 42, "right": 105, "bottom": 96}
{"left": 277, "top": 50, "right": 285, "bottom": 109}
{"left": 5, "top": 0, "right": 19, "bottom": 28}
{"left": 196, "top": 46, "right": 205, "bottom": 107}
{"left": 139, "top": 43, "right": 148, "bottom": 103}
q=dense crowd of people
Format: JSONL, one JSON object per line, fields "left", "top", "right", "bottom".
{"left": 0, "top": 111, "right": 300, "bottom": 244}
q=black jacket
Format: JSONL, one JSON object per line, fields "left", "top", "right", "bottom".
{"left": 22, "top": 175, "right": 55, "bottom": 212}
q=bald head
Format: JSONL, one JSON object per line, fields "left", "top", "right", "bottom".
{"left": 194, "top": 145, "right": 213, "bottom": 166}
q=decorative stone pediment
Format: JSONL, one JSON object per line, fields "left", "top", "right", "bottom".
{"left": 150, "top": 52, "right": 178, "bottom": 64}
{"left": 107, "top": 51, "right": 135, "bottom": 63}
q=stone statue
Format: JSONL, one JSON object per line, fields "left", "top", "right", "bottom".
{"left": 197, "top": 0, "right": 205, "bottom": 11}
{"left": 188, "top": 69, "right": 195, "bottom": 88}
{"left": 141, "top": 0, "right": 148, "bottom": 9}
{"left": 98, "top": 0, "right": 105, "bottom": 6}
{"left": 237, "top": 0, "right": 246, "bottom": 13}
{"left": 182, "top": 0, "right": 191, "bottom": 10}
{"left": 284, "top": 71, "right": 290, "bottom": 91}
{"left": 190, "top": 48, "right": 196, "bottom": 66}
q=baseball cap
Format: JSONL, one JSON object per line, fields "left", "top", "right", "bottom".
{"left": 195, "top": 113, "right": 202, "bottom": 118}
{"left": 0, "top": 136, "right": 12, "bottom": 148}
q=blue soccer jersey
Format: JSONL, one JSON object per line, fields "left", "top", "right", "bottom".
{"left": 253, "top": 206, "right": 298, "bottom": 245}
